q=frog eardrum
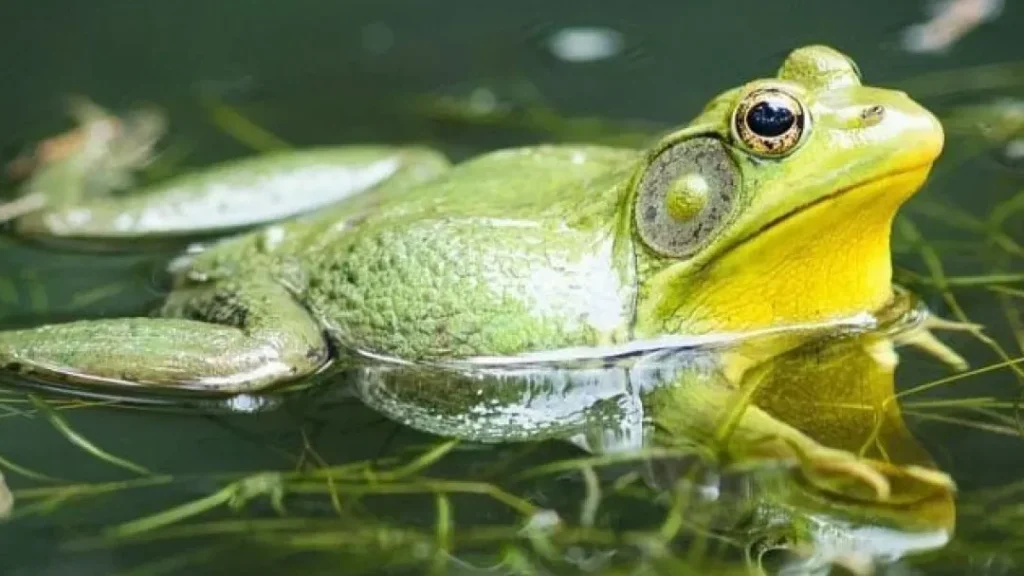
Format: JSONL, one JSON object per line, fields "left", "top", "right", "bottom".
{"left": 634, "top": 137, "right": 740, "bottom": 258}
{"left": 732, "top": 87, "right": 808, "bottom": 157}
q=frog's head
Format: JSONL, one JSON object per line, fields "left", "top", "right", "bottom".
{"left": 632, "top": 45, "right": 944, "bottom": 336}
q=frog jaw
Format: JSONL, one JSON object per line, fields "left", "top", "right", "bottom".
{"left": 636, "top": 162, "right": 935, "bottom": 337}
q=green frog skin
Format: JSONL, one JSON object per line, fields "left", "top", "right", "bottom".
{"left": 0, "top": 45, "right": 944, "bottom": 400}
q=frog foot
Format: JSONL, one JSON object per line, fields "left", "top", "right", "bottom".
{"left": 68, "top": 96, "right": 167, "bottom": 192}
{"left": 793, "top": 444, "right": 894, "bottom": 501}
{"left": 790, "top": 441, "right": 955, "bottom": 503}
{"left": 1, "top": 96, "right": 167, "bottom": 223}
{"left": 894, "top": 314, "right": 985, "bottom": 372}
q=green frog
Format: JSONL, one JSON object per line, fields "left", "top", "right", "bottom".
{"left": 0, "top": 45, "right": 945, "bottom": 400}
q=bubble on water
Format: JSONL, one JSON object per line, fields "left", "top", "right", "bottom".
{"left": 466, "top": 88, "right": 499, "bottom": 115}
{"left": 547, "top": 27, "right": 624, "bottom": 63}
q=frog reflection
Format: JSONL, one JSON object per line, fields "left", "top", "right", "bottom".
{"left": 356, "top": 315, "right": 956, "bottom": 573}
{"left": 647, "top": 331, "right": 955, "bottom": 574}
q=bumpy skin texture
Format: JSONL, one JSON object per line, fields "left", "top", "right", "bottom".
{"left": 0, "top": 45, "right": 945, "bottom": 393}
{"left": 186, "top": 145, "right": 639, "bottom": 361}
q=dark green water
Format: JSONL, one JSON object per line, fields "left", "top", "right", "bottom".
{"left": 0, "top": 1, "right": 1021, "bottom": 574}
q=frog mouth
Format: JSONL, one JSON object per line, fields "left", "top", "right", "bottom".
{"left": 722, "top": 163, "right": 934, "bottom": 257}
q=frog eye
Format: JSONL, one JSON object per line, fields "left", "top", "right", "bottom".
{"left": 635, "top": 137, "right": 740, "bottom": 258}
{"left": 732, "top": 88, "right": 807, "bottom": 157}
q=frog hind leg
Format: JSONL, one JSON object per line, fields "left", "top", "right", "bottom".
{"left": 12, "top": 146, "right": 450, "bottom": 242}
{"left": 0, "top": 278, "right": 328, "bottom": 394}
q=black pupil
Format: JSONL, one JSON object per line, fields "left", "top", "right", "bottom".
{"left": 746, "top": 101, "right": 795, "bottom": 138}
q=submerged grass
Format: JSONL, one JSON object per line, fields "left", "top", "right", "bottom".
{"left": 27, "top": 394, "right": 153, "bottom": 477}
{"left": 3, "top": 352, "right": 1023, "bottom": 573}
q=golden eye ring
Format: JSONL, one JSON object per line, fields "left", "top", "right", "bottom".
{"left": 731, "top": 88, "right": 808, "bottom": 157}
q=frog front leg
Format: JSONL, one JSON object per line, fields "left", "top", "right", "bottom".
{"left": 10, "top": 145, "right": 450, "bottom": 244}
{"left": 0, "top": 278, "right": 327, "bottom": 392}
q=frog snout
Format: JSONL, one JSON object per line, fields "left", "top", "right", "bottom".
{"left": 886, "top": 95, "right": 945, "bottom": 167}
{"left": 846, "top": 91, "right": 945, "bottom": 168}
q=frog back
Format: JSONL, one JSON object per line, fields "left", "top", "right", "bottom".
{"left": 295, "top": 145, "right": 643, "bottom": 361}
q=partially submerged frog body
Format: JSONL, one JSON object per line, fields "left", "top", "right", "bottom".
{"left": 433, "top": 329, "right": 955, "bottom": 573}
{"left": 0, "top": 46, "right": 946, "bottom": 400}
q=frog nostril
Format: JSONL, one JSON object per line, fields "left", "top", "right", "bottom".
{"left": 860, "top": 105, "right": 886, "bottom": 127}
